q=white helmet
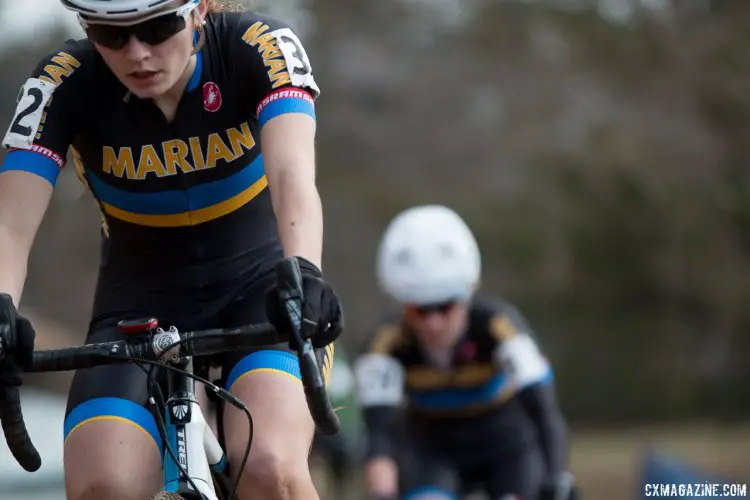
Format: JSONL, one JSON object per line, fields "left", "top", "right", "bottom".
{"left": 61, "top": 0, "right": 199, "bottom": 24}
{"left": 376, "top": 205, "right": 481, "bottom": 305}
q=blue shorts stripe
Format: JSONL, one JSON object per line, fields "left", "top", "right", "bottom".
{"left": 86, "top": 154, "right": 265, "bottom": 215}
{"left": 226, "top": 350, "right": 301, "bottom": 391}
{"left": 403, "top": 486, "right": 457, "bottom": 499}
{"left": 64, "top": 397, "right": 162, "bottom": 453}
{"left": 410, "top": 372, "right": 510, "bottom": 410}
{"left": 258, "top": 97, "right": 316, "bottom": 128}
{"left": 0, "top": 150, "right": 60, "bottom": 186}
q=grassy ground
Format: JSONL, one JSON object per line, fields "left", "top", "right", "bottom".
{"left": 571, "top": 422, "right": 750, "bottom": 500}
{"left": 312, "top": 423, "right": 750, "bottom": 500}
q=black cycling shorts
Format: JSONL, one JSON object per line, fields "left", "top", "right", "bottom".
{"left": 63, "top": 273, "right": 335, "bottom": 453}
{"left": 398, "top": 418, "right": 546, "bottom": 499}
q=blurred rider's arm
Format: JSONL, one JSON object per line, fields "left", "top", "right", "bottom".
{"left": 354, "top": 351, "right": 405, "bottom": 500}
{"left": 493, "top": 307, "right": 576, "bottom": 496}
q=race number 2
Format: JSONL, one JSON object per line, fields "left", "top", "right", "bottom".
{"left": 2, "top": 78, "right": 56, "bottom": 149}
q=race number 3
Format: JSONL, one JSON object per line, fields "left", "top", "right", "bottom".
{"left": 271, "top": 28, "right": 320, "bottom": 96}
{"left": 2, "top": 78, "right": 55, "bottom": 149}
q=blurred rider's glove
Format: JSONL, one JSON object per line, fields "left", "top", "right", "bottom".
{"left": 265, "top": 257, "right": 344, "bottom": 348}
{"left": 538, "top": 471, "right": 579, "bottom": 500}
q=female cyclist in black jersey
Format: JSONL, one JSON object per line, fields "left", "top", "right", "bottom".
{"left": 354, "top": 205, "right": 577, "bottom": 500}
{"left": 0, "top": 0, "right": 342, "bottom": 498}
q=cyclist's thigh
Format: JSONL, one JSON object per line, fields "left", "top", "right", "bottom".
{"left": 399, "top": 437, "right": 460, "bottom": 500}
{"left": 218, "top": 276, "right": 326, "bottom": 487}
{"left": 64, "top": 326, "right": 163, "bottom": 498}
{"left": 484, "top": 446, "right": 546, "bottom": 499}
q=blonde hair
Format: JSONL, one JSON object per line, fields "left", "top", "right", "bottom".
{"left": 191, "top": 0, "right": 244, "bottom": 53}
{"left": 205, "top": 0, "right": 245, "bottom": 13}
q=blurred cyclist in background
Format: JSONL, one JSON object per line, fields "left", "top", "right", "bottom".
{"left": 354, "top": 205, "right": 578, "bottom": 500}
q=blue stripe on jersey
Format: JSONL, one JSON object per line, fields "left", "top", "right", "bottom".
{"left": 258, "top": 97, "right": 316, "bottom": 128}
{"left": 0, "top": 150, "right": 61, "bottom": 186}
{"left": 409, "top": 372, "right": 510, "bottom": 411}
{"left": 520, "top": 366, "right": 555, "bottom": 390}
{"left": 86, "top": 154, "right": 265, "bottom": 215}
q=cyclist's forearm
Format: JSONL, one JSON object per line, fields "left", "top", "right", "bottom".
{"left": 270, "top": 171, "right": 323, "bottom": 270}
{"left": 0, "top": 226, "right": 30, "bottom": 305}
{"left": 262, "top": 114, "right": 323, "bottom": 270}
{"left": 517, "top": 383, "right": 569, "bottom": 475}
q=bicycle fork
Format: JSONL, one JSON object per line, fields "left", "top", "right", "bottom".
{"left": 163, "top": 356, "right": 227, "bottom": 499}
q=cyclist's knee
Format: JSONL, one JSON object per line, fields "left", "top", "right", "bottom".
{"left": 224, "top": 353, "right": 317, "bottom": 498}
{"left": 241, "top": 449, "right": 311, "bottom": 498}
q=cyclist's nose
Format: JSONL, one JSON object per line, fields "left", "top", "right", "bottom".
{"left": 422, "top": 311, "right": 449, "bottom": 331}
{"left": 122, "top": 35, "right": 151, "bottom": 61}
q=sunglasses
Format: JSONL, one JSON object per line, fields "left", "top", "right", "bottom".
{"left": 81, "top": 3, "right": 197, "bottom": 50}
{"left": 407, "top": 300, "right": 458, "bottom": 317}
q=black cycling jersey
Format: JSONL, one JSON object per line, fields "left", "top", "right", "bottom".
{"left": 1, "top": 11, "right": 318, "bottom": 324}
{"left": 354, "top": 297, "right": 569, "bottom": 497}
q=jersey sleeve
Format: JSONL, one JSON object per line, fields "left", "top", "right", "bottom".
{"left": 1, "top": 41, "right": 86, "bottom": 186}
{"left": 490, "top": 304, "right": 554, "bottom": 390}
{"left": 353, "top": 323, "right": 406, "bottom": 460}
{"left": 230, "top": 13, "right": 320, "bottom": 129}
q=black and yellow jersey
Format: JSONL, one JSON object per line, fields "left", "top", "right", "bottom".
{"left": 353, "top": 297, "right": 570, "bottom": 476}
{"left": 1, "top": 12, "right": 319, "bottom": 322}
{"left": 355, "top": 297, "right": 554, "bottom": 418}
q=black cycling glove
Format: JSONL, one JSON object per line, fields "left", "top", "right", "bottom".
{"left": 0, "top": 293, "right": 40, "bottom": 472}
{"left": 265, "top": 257, "right": 344, "bottom": 348}
{"left": 0, "top": 293, "right": 34, "bottom": 383}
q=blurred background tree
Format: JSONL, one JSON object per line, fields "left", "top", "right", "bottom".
{"left": 0, "top": 0, "right": 748, "bottom": 425}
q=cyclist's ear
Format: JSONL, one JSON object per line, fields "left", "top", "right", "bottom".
{"left": 197, "top": 0, "right": 209, "bottom": 20}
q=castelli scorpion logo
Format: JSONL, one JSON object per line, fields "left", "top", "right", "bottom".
{"left": 203, "top": 81, "right": 222, "bottom": 112}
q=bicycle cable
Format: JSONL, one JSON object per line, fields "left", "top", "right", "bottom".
{"left": 133, "top": 361, "right": 203, "bottom": 497}
{"left": 124, "top": 355, "right": 254, "bottom": 500}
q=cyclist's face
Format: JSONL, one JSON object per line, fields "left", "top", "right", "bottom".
{"left": 405, "top": 301, "right": 469, "bottom": 351}
{"left": 91, "top": 2, "right": 201, "bottom": 99}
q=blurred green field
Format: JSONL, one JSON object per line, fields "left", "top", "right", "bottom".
{"left": 313, "top": 423, "right": 750, "bottom": 500}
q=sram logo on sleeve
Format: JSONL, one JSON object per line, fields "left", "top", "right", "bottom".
{"left": 2, "top": 78, "right": 56, "bottom": 150}
{"left": 241, "top": 22, "right": 320, "bottom": 97}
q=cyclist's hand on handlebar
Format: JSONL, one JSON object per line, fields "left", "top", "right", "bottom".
{"left": 265, "top": 257, "right": 344, "bottom": 348}
{"left": 0, "top": 293, "right": 40, "bottom": 470}
{"left": 0, "top": 294, "right": 35, "bottom": 369}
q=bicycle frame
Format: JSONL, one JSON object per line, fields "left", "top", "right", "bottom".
{"left": 162, "top": 353, "right": 226, "bottom": 500}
